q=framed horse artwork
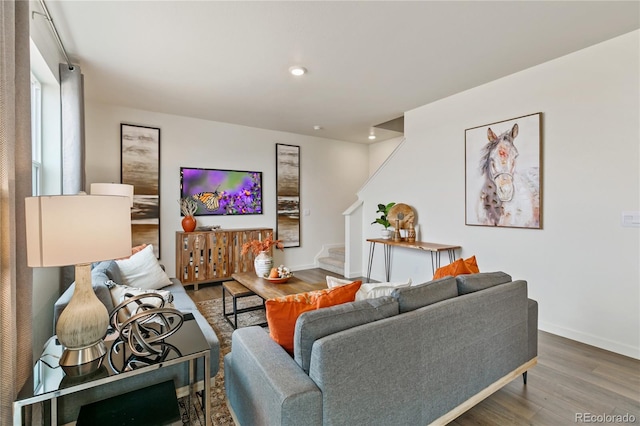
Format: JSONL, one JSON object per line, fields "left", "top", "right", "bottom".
{"left": 465, "top": 113, "right": 542, "bottom": 229}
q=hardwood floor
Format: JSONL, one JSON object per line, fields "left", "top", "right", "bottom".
{"left": 187, "top": 268, "right": 640, "bottom": 425}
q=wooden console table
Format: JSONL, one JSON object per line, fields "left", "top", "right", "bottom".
{"left": 366, "top": 238, "right": 461, "bottom": 282}
{"left": 176, "top": 228, "right": 272, "bottom": 290}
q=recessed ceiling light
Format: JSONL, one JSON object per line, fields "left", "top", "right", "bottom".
{"left": 368, "top": 129, "right": 376, "bottom": 140}
{"left": 313, "top": 125, "right": 323, "bottom": 130}
{"left": 289, "top": 66, "right": 307, "bottom": 76}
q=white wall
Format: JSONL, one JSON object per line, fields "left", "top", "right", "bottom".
{"left": 84, "top": 104, "right": 369, "bottom": 277}
{"left": 359, "top": 31, "right": 640, "bottom": 359}
{"left": 369, "top": 136, "right": 403, "bottom": 176}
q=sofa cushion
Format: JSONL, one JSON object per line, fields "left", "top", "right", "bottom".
{"left": 294, "top": 296, "right": 399, "bottom": 374}
{"left": 432, "top": 255, "right": 479, "bottom": 279}
{"left": 90, "top": 263, "right": 117, "bottom": 312}
{"left": 326, "top": 276, "right": 412, "bottom": 300}
{"left": 354, "top": 279, "right": 412, "bottom": 301}
{"left": 109, "top": 284, "right": 175, "bottom": 316}
{"left": 456, "top": 272, "right": 512, "bottom": 295}
{"left": 115, "top": 244, "right": 172, "bottom": 290}
{"left": 325, "top": 276, "right": 353, "bottom": 288}
{"left": 391, "top": 276, "right": 458, "bottom": 313}
{"left": 266, "top": 281, "right": 362, "bottom": 354}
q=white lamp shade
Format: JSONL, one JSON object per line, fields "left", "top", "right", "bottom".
{"left": 90, "top": 183, "right": 134, "bottom": 207}
{"left": 25, "top": 195, "right": 132, "bottom": 267}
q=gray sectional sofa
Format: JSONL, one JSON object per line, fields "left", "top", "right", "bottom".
{"left": 225, "top": 272, "right": 538, "bottom": 426}
{"left": 52, "top": 260, "right": 220, "bottom": 424}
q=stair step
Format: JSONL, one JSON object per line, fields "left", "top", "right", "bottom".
{"left": 328, "top": 246, "right": 345, "bottom": 261}
{"left": 318, "top": 256, "right": 344, "bottom": 275}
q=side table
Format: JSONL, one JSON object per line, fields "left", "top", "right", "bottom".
{"left": 366, "top": 238, "right": 461, "bottom": 282}
{"left": 13, "top": 315, "right": 211, "bottom": 426}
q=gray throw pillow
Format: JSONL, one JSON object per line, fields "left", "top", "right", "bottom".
{"left": 456, "top": 271, "right": 512, "bottom": 295}
{"left": 391, "top": 276, "right": 458, "bottom": 313}
{"left": 294, "top": 297, "right": 399, "bottom": 374}
{"left": 104, "top": 260, "right": 124, "bottom": 286}
{"left": 90, "top": 263, "right": 117, "bottom": 312}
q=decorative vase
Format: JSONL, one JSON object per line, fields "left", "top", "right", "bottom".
{"left": 254, "top": 251, "right": 273, "bottom": 277}
{"left": 407, "top": 221, "right": 416, "bottom": 243}
{"left": 181, "top": 215, "right": 197, "bottom": 232}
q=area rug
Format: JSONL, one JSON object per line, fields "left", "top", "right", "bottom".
{"left": 193, "top": 295, "right": 267, "bottom": 425}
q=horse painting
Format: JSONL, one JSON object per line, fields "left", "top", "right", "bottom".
{"left": 475, "top": 123, "right": 540, "bottom": 227}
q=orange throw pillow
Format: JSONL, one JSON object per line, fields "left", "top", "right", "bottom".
{"left": 266, "top": 281, "right": 362, "bottom": 354}
{"left": 432, "top": 256, "right": 479, "bottom": 280}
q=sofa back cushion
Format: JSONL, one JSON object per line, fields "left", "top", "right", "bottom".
{"left": 266, "top": 281, "right": 362, "bottom": 354}
{"left": 456, "top": 272, "right": 512, "bottom": 295}
{"left": 391, "top": 276, "right": 458, "bottom": 313}
{"left": 294, "top": 297, "right": 399, "bottom": 374}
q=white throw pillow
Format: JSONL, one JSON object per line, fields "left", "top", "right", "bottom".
{"left": 115, "top": 244, "right": 172, "bottom": 290}
{"left": 326, "top": 276, "right": 355, "bottom": 288}
{"left": 110, "top": 284, "right": 175, "bottom": 316}
{"left": 109, "top": 283, "right": 176, "bottom": 325}
{"left": 354, "top": 278, "right": 413, "bottom": 301}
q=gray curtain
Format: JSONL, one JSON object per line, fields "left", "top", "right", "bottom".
{"left": 0, "top": 0, "right": 34, "bottom": 423}
{"left": 60, "top": 64, "right": 85, "bottom": 195}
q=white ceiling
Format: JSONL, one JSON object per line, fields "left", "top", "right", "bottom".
{"left": 42, "top": 1, "right": 639, "bottom": 144}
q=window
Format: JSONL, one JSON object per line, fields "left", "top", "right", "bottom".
{"left": 30, "top": 73, "right": 42, "bottom": 196}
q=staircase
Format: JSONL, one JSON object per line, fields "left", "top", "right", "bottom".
{"left": 318, "top": 246, "right": 345, "bottom": 276}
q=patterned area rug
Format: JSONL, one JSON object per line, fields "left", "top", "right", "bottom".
{"left": 194, "top": 295, "right": 267, "bottom": 425}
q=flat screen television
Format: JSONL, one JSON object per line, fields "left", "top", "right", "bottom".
{"left": 180, "top": 167, "right": 263, "bottom": 216}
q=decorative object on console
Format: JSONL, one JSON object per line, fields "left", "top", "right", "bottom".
{"left": 276, "top": 144, "right": 301, "bottom": 248}
{"left": 121, "top": 123, "right": 161, "bottom": 257}
{"left": 371, "top": 202, "right": 396, "bottom": 239}
{"left": 387, "top": 203, "right": 416, "bottom": 240}
{"left": 241, "top": 233, "right": 284, "bottom": 277}
{"left": 180, "top": 167, "right": 263, "bottom": 216}
{"left": 465, "top": 113, "right": 541, "bottom": 229}
{"left": 25, "top": 194, "right": 132, "bottom": 376}
{"left": 179, "top": 197, "right": 198, "bottom": 232}
{"left": 407, "top": 220, "right": 416, "bottom": 242}
{"left": 109, "top": 292, "right": 184, "bottom": 368}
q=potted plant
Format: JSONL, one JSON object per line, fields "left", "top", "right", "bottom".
{"left": 179, "top": 197, "right": 198, "bottom": 232}
{"left": 241, "top": 233, "right": 284, "bottom": 277}
{"left": 372, "top": 202, "right": 396, "bottom": 239}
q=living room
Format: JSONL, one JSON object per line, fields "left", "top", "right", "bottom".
{"left": 2, "top": 1, "right": 639, "bottom": 424}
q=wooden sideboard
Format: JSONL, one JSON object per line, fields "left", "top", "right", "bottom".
{"left": 176, "top": 228, "right": 273, "bottom": 290}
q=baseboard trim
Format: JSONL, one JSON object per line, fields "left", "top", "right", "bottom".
{"left": 540, "top": 321, "right": 640, "bottom": 360}
{"left": 430, "top": 357, "right": 538, "bottom": 426}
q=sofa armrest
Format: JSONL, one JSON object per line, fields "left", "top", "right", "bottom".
{"left": 225, "top": 327, "right": 322, "bottom": 426}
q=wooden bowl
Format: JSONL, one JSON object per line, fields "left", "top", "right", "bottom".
{"left": 264, "top": 275, "right": 293, "bottom": 284}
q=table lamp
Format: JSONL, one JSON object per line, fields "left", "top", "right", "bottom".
{"left": 90, "top": 183, "right": 134, "bottom": 207}
{"left": 25, "top": 194, "right": 132, "bottom": 376}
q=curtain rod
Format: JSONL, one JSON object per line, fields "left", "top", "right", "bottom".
{"left": 35, "top": 0, "right": 74, "bottom": 70}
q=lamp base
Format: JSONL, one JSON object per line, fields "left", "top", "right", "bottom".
{"left": 59, "top": 340, "right": 107, "bottom": 376}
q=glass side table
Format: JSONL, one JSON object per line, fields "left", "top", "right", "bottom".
{"left": 13, "top": 315, "right": 211, "bottom": 426}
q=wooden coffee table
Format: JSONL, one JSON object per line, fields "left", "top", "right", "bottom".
{"left": 223, "top": 272, "right": 327, "bottom": 329}
{"left": 231, "top": 271, "right": 327, "bottom": 300}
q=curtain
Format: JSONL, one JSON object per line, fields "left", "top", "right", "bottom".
{"left": 0, "top": 0, "right": 34, "bottom": 423}
{"left": 60, "top": 64, "right": 85, "bottom": 195}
